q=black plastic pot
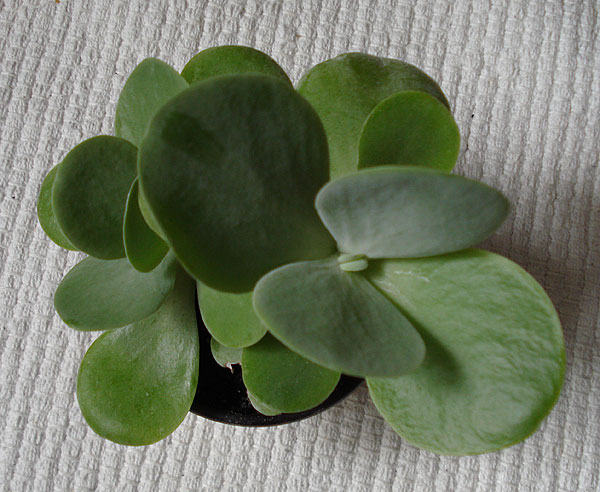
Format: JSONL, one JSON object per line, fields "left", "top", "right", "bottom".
{"left": 190, "top": 298, "right": 362, "bottom": 426}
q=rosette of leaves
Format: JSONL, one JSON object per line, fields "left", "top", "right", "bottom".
{"left": 37, "top": 46, "right": 565, "bottom": 455}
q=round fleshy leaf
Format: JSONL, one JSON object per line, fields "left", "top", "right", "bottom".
{"left": 181, "top": 45, "right": 291, "bottom": 85}
{"left": 137, "top": 185, "right": 167, "bottom": 241}
{"left": 247, "top": 392, "right": 281, "bottom": 416}
{"left": 358, "top": 91, "right": 460, "bottom": 172}
{"left": 365, "top": 250, "right": 565, "bottom": 455}
{"left": 124, "top": 179, "right": 169, "bottom": 272}
{"left": 242, "top": 334, "right": 340, "bottom": 413}
{"left": 253, "top": 258, "right": 425, "bottom": 377}
{"left": 55, "top": 253, "right": 176, "bottom": 331}
{"left": 37, "top": 166, "right": 77, "bottom": 250}
{"left": 198, "top": 283, "right": 266, "bottom": 348}
{"left": 77, "top": 269, "right": 198, "bottom": 446}
{"left": 139, "top": 74, "right": 335, "bottom": 292}
{"left": 297, "top": 53, "right": 450, "bottom": 178}
{"left": 52, "top": 136, "right": 137, "bottom": 259}
{"left": 115, "top": 58, "right": 188, "bottom": 147}
{"left": 316, "top": 166, "right": 510, "bottom": 259}
{"left": 210, "top": 338, "right": 242, "bottom": 369}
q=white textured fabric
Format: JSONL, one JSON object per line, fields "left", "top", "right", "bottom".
{"left": 1, "top": 0, "right": 599, "bottom": 490}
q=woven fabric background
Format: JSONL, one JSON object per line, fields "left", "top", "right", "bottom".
{"left": 1, "top": 0, "right": 599, "bottom": 490}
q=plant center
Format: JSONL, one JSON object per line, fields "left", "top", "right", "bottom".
{"left": 337, "top": 253, "right": 368, "bottom": 272}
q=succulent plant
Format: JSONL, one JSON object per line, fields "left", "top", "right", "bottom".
{"left": 37, "top": 46, "right": 564, "bottom": 455}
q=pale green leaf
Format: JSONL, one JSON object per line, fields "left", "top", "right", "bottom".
{"left": 253, "top": 258, "right": 425, "bottom": 377}
{"left": 316, "top": 166, "right": 509, "bottom": 258}
{"left": 365, "top": 250, "right": 565, "bottom": 455}
{"left": 54, "top": 253, "right": 176, "bottom": 331}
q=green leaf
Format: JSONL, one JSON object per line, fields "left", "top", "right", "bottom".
{"left": 123, "top": 179, "right": 169, "bottom": 272}
{"left": 139, "top": 74, "right": 335, "bottom": 292}
{"left": 115, "top": 58, "right": 189, "bottom": 148}
{"left": 358, "top": 91, "right": 460, "bottom": 172}
{"left": 198, "top": 282, "right": 266, "bottom": 348}
{"left": 365, "top": 250, "right": 565, "bottom": 455}
{"left": 253, "top": 258, "right": 425, "bottom": 377}
{"left": 181, "top": 45, "right": 291, "bottom": 85}
{"left": 52, "top": 136, "right": 138, "bottom": 259}
{"left": 316, "top": 166, "right": 510, "bottom": 259}
{"left": 77, "top": 269, "right": 199, "bottom": 446}
{"left": 210, "top": 338, "right": 242, "bottom": 369}
{"left": 137, "top": 184, "right": 167, "bottom": 241}
{"left": 55, "top": 253, "right": 176, "bottom": 331}
{"left": 297, "top": 53, "right": 450, "bottom": 178}
{"left": 37, "top": 166, "right": 78, "bottom": 250}
{"left": 247, "top": 391, "right": 281, "bottom": 416}
{"left": 242, "top": 334, "right": 340, "bottom": 413}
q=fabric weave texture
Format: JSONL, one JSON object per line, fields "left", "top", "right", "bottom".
{"left": 0, "top": 0, "right": 599, "bottom": 490}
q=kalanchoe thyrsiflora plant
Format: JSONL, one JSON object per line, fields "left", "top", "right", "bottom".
{"left": 37, "top": 46, "right": 565, "bottom": 455}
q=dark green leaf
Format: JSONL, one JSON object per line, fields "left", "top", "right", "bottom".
{"left": 316, "top": 166, "right": 510, "bottom": 258}
{"left": 52, "top": 136, "right": 137, "bottom": 259}
{"left": 358, "top": 91, "right": 460, "bottom": 171}
{"left": 37, "top": 166, "right": 77, "bottom": 250}
{"left": 123, "top": 179, "right": 169, "bottom": 272}
{"left": 253, "top": 258, "right": 425, "bottom": 377}
{"left": 198, "top": 282, "right": 266, "bottom": 348}
{"left": 297, "top": 53, "right": 450, "bottom": 178}
{"left": 139, "top": 74, "right": 335, "bottom": 292}
{"left": 181, "top": 45, "right": 291, "bottom": 85}
{"left": 365, "top": 250, "right": 565, "bottom": 455}
{"left": 77, "top": 269, "right": 198, "bottom": 446}
{"left": 55, "top": 253, "right": 176, "bottom": 331}
{"left": 242, "top": 334, "right": 340, "bottom": 413}
{"left": 115, "top": 58, "right": 189, "bottom": 147}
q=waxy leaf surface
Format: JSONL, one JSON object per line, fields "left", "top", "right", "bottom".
{"left": 139, "top": 74, "right": 335, "bottom": 292}
{"left": 182, "top": 45, "right": 291, "bottom": 85}
{"left": 77, "top": 270, "right": 198, "bottom": 446}
{"left": 253, "top": 258, "right": 425, "bottom": 377}
{"left": 242, "top": 334, "right": 340, "bottom": 413}
{"left": 365, "top": 250, "right": 565, "bottom": 455}
{"left": 115, "top": 58, "right": 189, "bottom": 147}
{"left": 52, "top": 136, "right": 137, "bottom": 259}
{"left": 124, "top": 179, "right": 169, "bottom": 272}
{"left": 210, "top": 338, "right": 242, "bottom": 369}
{"left": 55, "top": 253, "right": 176, "bottom": 331}
{"left": 297, "top": 53, "right": 449, "bottom": 177}
{"left": 198, "top": 283, "right": 266, "bottom": 348}
{"left": 37, "top": 166, "right": 77, "bottom": 250}
{"left": 359, "top": 91, "right": 460, "bottom": 171}
{"left": 316, "top": 167, "right": 510, "bottom": 259}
